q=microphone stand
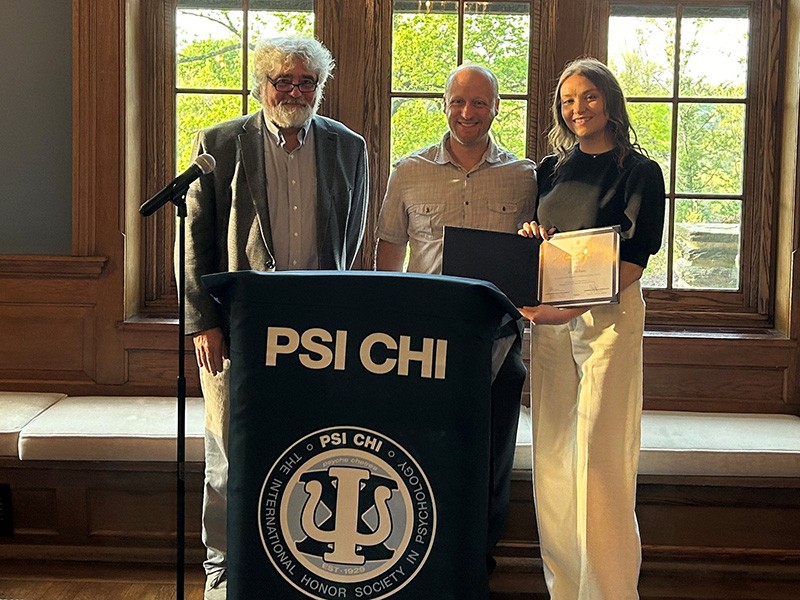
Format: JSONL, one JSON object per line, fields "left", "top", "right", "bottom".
{"left": 175, "top": 188, "right": 187, "bottom": 600}
{"left": 140, "top": 184, "right": 189, "bottom": 600}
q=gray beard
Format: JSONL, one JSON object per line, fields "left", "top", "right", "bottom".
{"left": 263, "top": 101, "right": 315, "bottom": 129}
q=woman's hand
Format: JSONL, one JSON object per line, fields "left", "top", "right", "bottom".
{"left": 518, "top": 221, "right": 556, "bottom": 240}
{"left": 519, "top": 304, "right": 587, "bottom": 325}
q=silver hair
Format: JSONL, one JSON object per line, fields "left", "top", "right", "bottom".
{"left": 251, "top": 36, "right": 335, "bottom": 103}
{"left": 444, "top": 63, "right": 500, "bottom": 103}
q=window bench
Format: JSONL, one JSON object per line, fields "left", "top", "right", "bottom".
{"left": 12, "top": 394, "right": 205, "bottom": 462}
{"left": 0, "top": 392, "right": 206, "bottom": 563}
{"left": 513, "top": 406, "right": 800, "bottom": 478}
{"left": 1, "top": 391, "right": 799, "bottom": 597}
{"left": 499, "top": 407, "right": 800, "bottom": 598}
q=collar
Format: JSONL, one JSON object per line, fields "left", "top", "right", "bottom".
{"left": 433, "top": 133, "right": 503, "bottom": 167}
{"left": 262, "top": 111, "right": 313, "bottom": 149}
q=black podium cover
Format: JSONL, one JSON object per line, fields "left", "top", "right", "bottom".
{"left": 202, "top": 271, "right": 524, "bottom": 600}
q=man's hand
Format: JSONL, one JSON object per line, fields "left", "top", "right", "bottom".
{"left": 192, "top": 327, "right": 228, "bottom": 375}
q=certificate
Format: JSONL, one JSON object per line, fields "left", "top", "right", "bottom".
{"left": 441, "top": 225, "right": 620, "bottom": 308}
{"left": 539, "top": 226, "right": 620, "bottom": 307}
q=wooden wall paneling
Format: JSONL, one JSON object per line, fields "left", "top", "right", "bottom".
{"left": 0, "top": 0, "right": 128, "bottom": 392}
{"left": 0, "top": 0, "right": 135, "bottom": 392}
{"left": 643, "top": 334, "right": 797, "bottom": 413}
{"left": 317, "top": 0, "right": 390, "bottom": 270}
{"left": 0, "top": 264, "right": 104, "bottom": 386}
{"left": 643, "top": 335, "right": 794, "bottom": 370}
{"left": 122, "top": 320, "right": 201, "bottom": 395}
{"left": 86, "top": 486, "right": 197, "bottom": 541}
{"left": 0, "top": 305, "right": 96, "bottom": 381}
{"left": 72, "top": 0, "right": 95, "bottom": 257}
{"left": 13, "top": 487, "right": 59, "bottom": 536}
{"left": 126, "top": 349, "right": 182, "bottom": 387}
{"left": 0, "top": 459, "right": 204, "bottom": 562}
{"left": 644, "top": 364, "right": 789, "bottom": 412}
{"left": 140, "top": 0, "right": 179, "bottom": 314}
{"left": 535, "top": 0, "right": 557, "bottom": 162}
{"left": 0, "top": 257, "right": 106, "bottom": 280}
{"left": 0, "top": 272, "right": 102, "bottom": 305}
{"left": 56, "top": 475, "right": 90, "bottom": 540}
{"left": 72, "top": 0, "right": 127, "bottom": 385}
{"left": 495, "top": 471, "right": 540, "bottom": 555}
{"left": 751, "top": 0, "right": 783, "bottom": 315}
{"left": 637, "top": 476, "right": 800, "bottom": 554}
{"left": 496, "top": 475, "right": 800, "bottom": 596}
{"left": 4, "top": 460, "right": 798, "bottom": 593}
{"left": 778, "top": 0, "right": 800, "bottom": 408}
{"left": 126, "top": 349, "right": 201, "bottom": 391}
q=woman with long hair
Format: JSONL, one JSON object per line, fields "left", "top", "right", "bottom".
{"left": 519, "top": 57, "right": 665, "bottom": 599}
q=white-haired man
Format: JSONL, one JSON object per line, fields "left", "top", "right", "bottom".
{"left": 182, "top": 36, "right": 369, "bottom": 599}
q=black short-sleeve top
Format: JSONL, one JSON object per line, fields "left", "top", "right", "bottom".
{"left": 536, "top": 147, "right": 666, "bottom": 268}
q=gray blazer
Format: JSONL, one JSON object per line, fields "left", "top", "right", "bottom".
{"left": 182, "top": 110, "right": 369, "bottom": 335}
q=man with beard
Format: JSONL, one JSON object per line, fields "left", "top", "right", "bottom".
{"left": 182, "top": 36, "right": 369, "bottom": 600}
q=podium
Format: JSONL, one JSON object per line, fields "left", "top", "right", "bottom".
{"left": 202, "top": 270, "right": 525, "bottom": 600}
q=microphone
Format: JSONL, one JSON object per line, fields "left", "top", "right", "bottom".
{"left": 139, "top": 153, "right": 216, "bottom": 216}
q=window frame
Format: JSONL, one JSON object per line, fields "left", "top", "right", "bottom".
{"left": 607, "top": 0, "right": 779, "bottom": 330}
{"left": 139, "top": 0, "right": 179, "bottom": 317}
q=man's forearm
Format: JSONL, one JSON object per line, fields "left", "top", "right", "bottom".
{"left": 375, "top": 239, "right": 406, "bottom": 272}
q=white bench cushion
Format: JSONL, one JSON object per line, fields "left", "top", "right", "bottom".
{"left": 0, "top": 391, "right": 66, "bottom": 457}
{"left": 638, "top": 411, "right": 800, "bottom": 477}
{"left": 18, "top": 396, "right": 205, "bottom": 462}
{"left": 515, "top": 408, "right": 800, "bottom": 478}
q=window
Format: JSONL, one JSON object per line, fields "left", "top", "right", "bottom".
{"left": 610, "top": 4, "right": 749, "bottom": 292}
{"left": 175, "top": 1, "right": 315, "bottom": 178}
{"left": 390, "top": 1, "right": 532, "bottom": 163}
{"left": 609, "top": 2, "right": 775, "bottom": 328}
{"left": 138, "top": 0, "right": 783, "bottom": 331}
{"left": 140, "top": 0, "right": 314, "bottom": 315}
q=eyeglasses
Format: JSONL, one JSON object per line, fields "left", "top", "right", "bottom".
{"left": 267, "top": 76, "right": 318, "bottom": 93}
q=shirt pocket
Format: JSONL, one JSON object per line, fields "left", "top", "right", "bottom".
{"left": 487, "top": 200, "right": 522, "bottom": 231}
{"left": 407, "top": 202, "right": 446, "bottom": 242}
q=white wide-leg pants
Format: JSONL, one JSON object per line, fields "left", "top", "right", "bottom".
{"left": 529, "top": 281, "right": 644, "bottom": 600}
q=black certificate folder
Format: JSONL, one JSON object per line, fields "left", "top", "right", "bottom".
{"left": 442, "top": 226, "right": 541, "bottom": 307}
{"left": 442, "top": 225, "right": 621, "bottom": 308}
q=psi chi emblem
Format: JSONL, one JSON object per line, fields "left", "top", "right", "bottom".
{"left": 259, "top": 426, "right": 436, "bottom": 599}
